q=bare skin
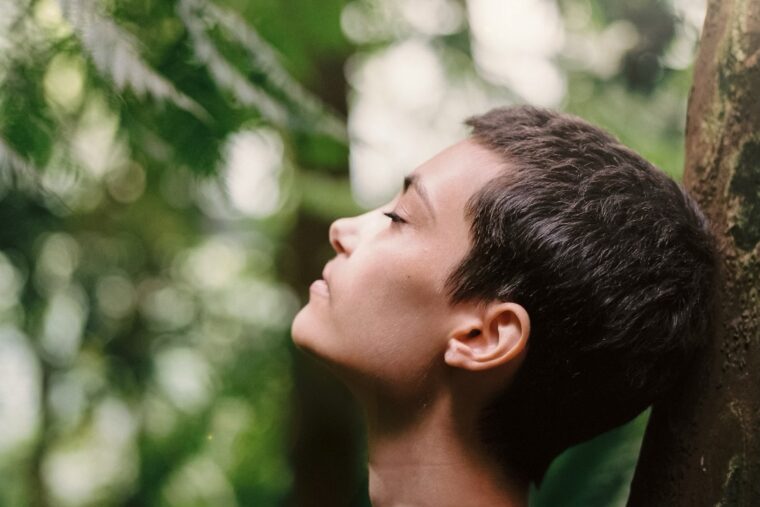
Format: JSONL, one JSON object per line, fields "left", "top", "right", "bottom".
{"left": 364, "top": 386, "right": 529, "bottom": 507}
{"left": 292, "top": 139, "right": 531, "bottom": 506}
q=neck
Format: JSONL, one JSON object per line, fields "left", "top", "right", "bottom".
{"left": 361, "top": 390, "right": 529, "bottom": 507}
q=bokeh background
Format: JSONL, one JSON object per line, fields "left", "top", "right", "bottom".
{"left": 0, "top": 0, "right": 706, "bottom": 505}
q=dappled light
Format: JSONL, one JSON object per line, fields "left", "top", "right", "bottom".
{"left": 224, "top": 129, "right": 284, "bottom": 217}
{"left": 468, "top": 0, "right": 566, "bottom": 106}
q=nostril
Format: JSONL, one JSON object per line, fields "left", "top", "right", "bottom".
{"left": 329, "top": 220, "right": 346, "bottom": 254}
{"left": 332, "top": 237, "right": 345, "bottom": 254}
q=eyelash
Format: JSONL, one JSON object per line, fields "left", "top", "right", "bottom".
{"left": 383, "top": 211, "right": 406, "bottom": 225}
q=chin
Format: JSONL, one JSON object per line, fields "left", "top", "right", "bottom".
{"left": 291, "top": 305, "right": 335, "bottom": 359}
{"left": 290, "top": 308, "right": 361, "bottom": 385}
{"left": 291, "top": 306, "right": 316, "bottom": 350}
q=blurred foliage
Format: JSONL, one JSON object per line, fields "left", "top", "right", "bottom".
{"left": 0, "top": 0, "right": 701, "bottom": 505}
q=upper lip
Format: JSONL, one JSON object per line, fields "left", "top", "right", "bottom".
{"left": 322, "top": 262, "right": 333, "bottom": 286}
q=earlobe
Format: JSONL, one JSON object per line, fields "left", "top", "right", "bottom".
{"left": 444, "top": 302, "right": 530, "bottom": 372}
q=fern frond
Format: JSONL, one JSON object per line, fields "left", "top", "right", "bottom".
{"left": 201, "top": 0, "right": 347, "bottom": 142}
{"left": 57, "top": 0, "right": 210, "bottom": 122}
{"left": 178, "top": 0, "right": 347, "bottom": 142}
{"left": 178, "top": 0, "right": 288, "bottom": 125}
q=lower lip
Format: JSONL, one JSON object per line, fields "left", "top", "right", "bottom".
{"left": 310, "top": 279, "right": 330, "bottom": 297}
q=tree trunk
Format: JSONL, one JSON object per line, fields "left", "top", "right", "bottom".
{"left": 628, "top": 1, "right": 760, "bottom": 505}
{"left": 283, "top": 48, "right": 365, "bottom": 506}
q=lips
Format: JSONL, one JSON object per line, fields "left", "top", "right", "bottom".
{"left": 310, "top": 279, "right": 329, "bottom": 297}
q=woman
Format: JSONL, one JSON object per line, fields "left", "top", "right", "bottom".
{"left": 291, "top": 106, "right": 719, "bottom": 507}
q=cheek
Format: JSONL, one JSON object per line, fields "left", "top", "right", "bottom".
{"left": 333, "top": 249, "right": 447, "bottom": 350}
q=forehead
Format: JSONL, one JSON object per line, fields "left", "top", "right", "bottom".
{"left": 413, "top": 138, "right": 506, "bottom": 218}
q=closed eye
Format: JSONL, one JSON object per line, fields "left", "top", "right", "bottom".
{"left": 383, "top": 211, "right": 406, "bottom": 224}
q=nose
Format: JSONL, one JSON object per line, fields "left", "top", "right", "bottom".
{"left": 329, "top": 216, "right": 357, "bottom": 255}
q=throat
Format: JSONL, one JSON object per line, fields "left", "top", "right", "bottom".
{"left": 364, "top": 394, "right": 529, "bottom": 507}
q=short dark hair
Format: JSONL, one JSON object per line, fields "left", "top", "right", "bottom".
{"left": 444, "top": 106, "right": 720, "bottom": 486}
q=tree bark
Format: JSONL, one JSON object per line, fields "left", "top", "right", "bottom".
{"left": 628, "top": 1, "right": 760, "bottom": 505}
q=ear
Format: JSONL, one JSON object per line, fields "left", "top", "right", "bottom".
{"left": 444, "top": 302, "right": 530, "bottom": 372}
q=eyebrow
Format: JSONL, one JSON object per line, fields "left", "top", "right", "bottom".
{"left": 403, "top": 173, "right": 436, "bottom": 221}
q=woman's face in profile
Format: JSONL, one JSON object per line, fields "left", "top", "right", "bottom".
{"left": 291, "top": 139, "right": 505, "bottom": 397}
